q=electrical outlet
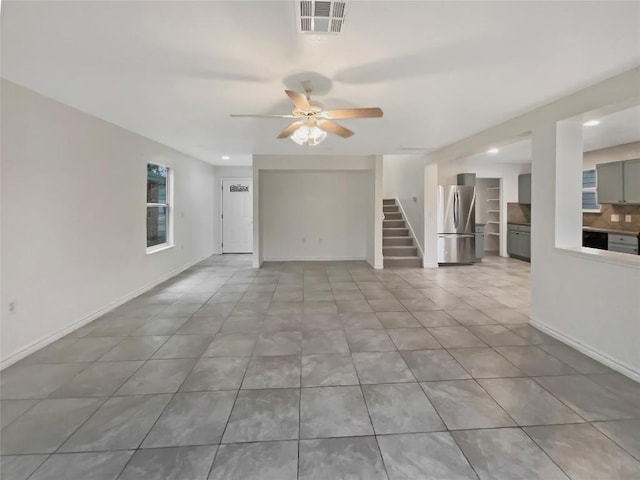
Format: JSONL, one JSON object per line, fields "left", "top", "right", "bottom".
{"left": 625, "top": 215, "right": 632, "bottom": 222}
{"left": 9, "top": 301, "right": 16, "bottom": 314}
{"left": 611, "top": 214, "right": 620, "bottom": 222}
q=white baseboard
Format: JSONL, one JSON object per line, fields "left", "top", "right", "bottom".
{"left": 262, "top": 256, "right": 366, "bottom": 262}
{"left": 530, "top": 318, "right": 640, "bottom": 382}
{"left": 1, "top": 257, "right": 205, "bottom": 370}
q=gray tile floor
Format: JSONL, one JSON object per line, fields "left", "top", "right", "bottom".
{"left": 1, "top": 255, "right": 639, "bottom": 480}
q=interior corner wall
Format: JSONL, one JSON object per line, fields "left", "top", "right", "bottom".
{"left": 1, "top": 80, "right": 215, "bottom": 368}
{"left": 382, "top": 155, "right": 426, "bottom": 252}
{"left": 252, "top": 155, "right": 376, "bottom": 266}
{"left": 212, "top": 165, "right": 254, "bottom": 254}
{"left": 370, "top": 155, "right": 384, "bottom": 269}
{"left": 260, "top": 170, "right": 372, "bottom": 261}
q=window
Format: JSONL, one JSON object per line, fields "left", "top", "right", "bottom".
{"left": 582, "top": 169, "right": 600, "bottom": 212}
{"left": 146, "top": 163, "right": 171, "bottom": 250}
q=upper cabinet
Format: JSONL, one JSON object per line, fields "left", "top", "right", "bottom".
{"left": 597, "top": 159, "right": 640, "bottom": 204}
{"left": 596, "top": 162, "right": 624, "bottom": 203}
{"left": 623, "top": 159, "right": 640, "bottom": 203}
{"left": 518, "top": 173, "right": 531, "bottom": 204}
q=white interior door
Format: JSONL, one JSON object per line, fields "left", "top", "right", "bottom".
{"left": 222, "top": 178, "right": 253, "bottom": 253}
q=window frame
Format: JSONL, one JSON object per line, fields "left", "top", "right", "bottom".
{"left": 582, "top": 168, "right": 601, "bottom": 213}
{"left": 146, "top": 162, "right": 174, "bottom": 254}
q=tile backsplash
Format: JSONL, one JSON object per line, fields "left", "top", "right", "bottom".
{"left": 583, "top": 204, "right": 640, "bottom": 232}
{"left": 507, "top": 203, "right": 531, "bottom": 224}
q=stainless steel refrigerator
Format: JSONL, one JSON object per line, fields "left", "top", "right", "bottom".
{"left": 437, "top": 185, "right": 476, "bottom": 264}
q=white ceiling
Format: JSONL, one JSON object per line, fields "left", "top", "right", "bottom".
{"left": 462, "top": 104, "right": 640, "bottom": 164}
{"left": 583, "top": 104, "right": 640, "bottom": 152}
{"left": 2, "top": 1, "right": 640, "bottom": 165}
{"left": 462, "top": 139, "right": 533, "bottom": 165}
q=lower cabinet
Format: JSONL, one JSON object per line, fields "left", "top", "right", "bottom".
{"left": 608, "top": 233, "right": 639, "bottom": 255}
{"left": 507, "top": 224, "right": 531, "bottom": 261}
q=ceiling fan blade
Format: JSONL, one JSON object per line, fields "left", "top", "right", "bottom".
{"left": 321, "top": 107, "right": 383, "bottom": 119}
{"left": 317, "top": 120, "right": 354, "bottom": 138}
{"left": 285, "top": 90, "right": 311, "bottom": 111}
{"left": 230, "top": 114, "right": 297, "bottom": 118}
{"left": 277, "top": 122, "right": 303, "bottom": 139}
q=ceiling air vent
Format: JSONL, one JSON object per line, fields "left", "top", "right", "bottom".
{"left": 297, "top": 1, "right": 347, "bottom": 34}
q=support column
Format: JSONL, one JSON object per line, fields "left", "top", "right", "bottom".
{"left": 373, "top": 155, "right": 384, "bottom": 269}
{"left": 423, "top": 162, "right": 438, "bottom": 268}
{"left": 554, "top": 119, "right": 583, "bottom": 248}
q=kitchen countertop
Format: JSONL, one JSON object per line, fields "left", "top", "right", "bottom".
{"left": 583, "top": 226, "right": 640, "bottom": 236}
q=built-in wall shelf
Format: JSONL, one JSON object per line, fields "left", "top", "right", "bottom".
{"left": 477, "top": 179, "right": 501, "bottom": 255}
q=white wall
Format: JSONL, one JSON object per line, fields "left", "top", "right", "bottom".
{"left": 583, "top": 141, "right": 640, "bottom": 170}
{"left": 260, "top": 170, "right": 372, "bottom": 261}
{"left": 426, "top": 67, "right": 640, "bottom": 380}
{"left": 1, "top": 80, "right": 215, "bottom": 368}
{"left": 212, "top": 165, "right": 253, "bottom": 254}
{"left": 383, "top": 155, "right": 426, "bottom": 255}
{"left": 437, "top": 160, "right": 531, "bottom": 256}
{"left": 253, "top": 155, "right": 382, "bottom": 268}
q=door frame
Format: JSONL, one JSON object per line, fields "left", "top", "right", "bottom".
{"left": 220, "top": 177, "right": 253, "bottom": 253}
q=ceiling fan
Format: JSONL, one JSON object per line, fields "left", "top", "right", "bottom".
{"left": 230, "top": 81, "right": 383, "bottom": 146}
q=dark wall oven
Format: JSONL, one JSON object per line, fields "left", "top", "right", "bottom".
{"left": 582, "top": 230, "right": 608, "bottom": 250}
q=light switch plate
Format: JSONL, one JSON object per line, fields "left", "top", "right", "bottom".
{"left": 611, "top": 214, "right": 620, "bottom": 222}
{"left": 625, "top": 215, "right": 632, "bottom": 222}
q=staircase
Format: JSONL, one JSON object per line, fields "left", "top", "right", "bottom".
{"left": 383, "top": 199, "right": 422, "bottom": 268}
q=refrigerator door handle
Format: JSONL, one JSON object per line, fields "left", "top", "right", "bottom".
{"left": 453, "top": 192, "right": 458, "bottom": 228}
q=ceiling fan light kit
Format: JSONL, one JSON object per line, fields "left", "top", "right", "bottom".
{"left": 291, "top": 124, "right": 328, "bottom": 146}
{"left": 230, "top": 82, "right": 383, "bottom": 147}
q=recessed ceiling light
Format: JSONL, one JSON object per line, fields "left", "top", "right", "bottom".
{"left": 221, "top": 156, "right": 230, "bottom": 160}
{"left": 487, "top": 148, "right": 499, "bottom": 154}
{"left": 583, "top": 120, "right": 600, "bottom": 127}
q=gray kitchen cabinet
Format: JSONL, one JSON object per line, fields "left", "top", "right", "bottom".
{"left": 518, "top": 173, "right": 531, "bottom": 204}
{"left": 457, "top": 173, "right": 476, "bottom": 186}
{"left": 623, "top": 159, "right": 640, "bottom": 204}
{"left": 596, "top": 159, "right": 640, "bottom": 205}
{"left": 520, "top": 231, "right": 531, "bottom": 259}
{"left": 597, "top": 161, "right": 624, "bottom": 204}
{"left": 507, "top": 229, "right": 517, "bottom": 256}
{"left": 608, "top": 233, "right": 639, "bottom": 255}
{"left": 507, "top": 224, "right": 531, "bottom": 261}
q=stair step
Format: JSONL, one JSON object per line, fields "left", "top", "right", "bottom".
{"left": 384, "top": 256, "right": 422, "bottom": 268}
{"left": 383, "top": 199, "right": 396, "bottom": 206}
{"left": 384, "top": 246, "right": 418, "bottom": 257}
{"left": 383, "top": 206, "right": 399, "bottom": 213}
{"left": 383, "top": 212, "right": 402, "bottom": 220}
{"left": 383, "top": 236, "right": 414, "bottom": 246}
{"left": 383, "top": 228, "right": 409, "bottom": 237}
{"left": 384, "top": 220, "right": 405, "bottom": 228}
